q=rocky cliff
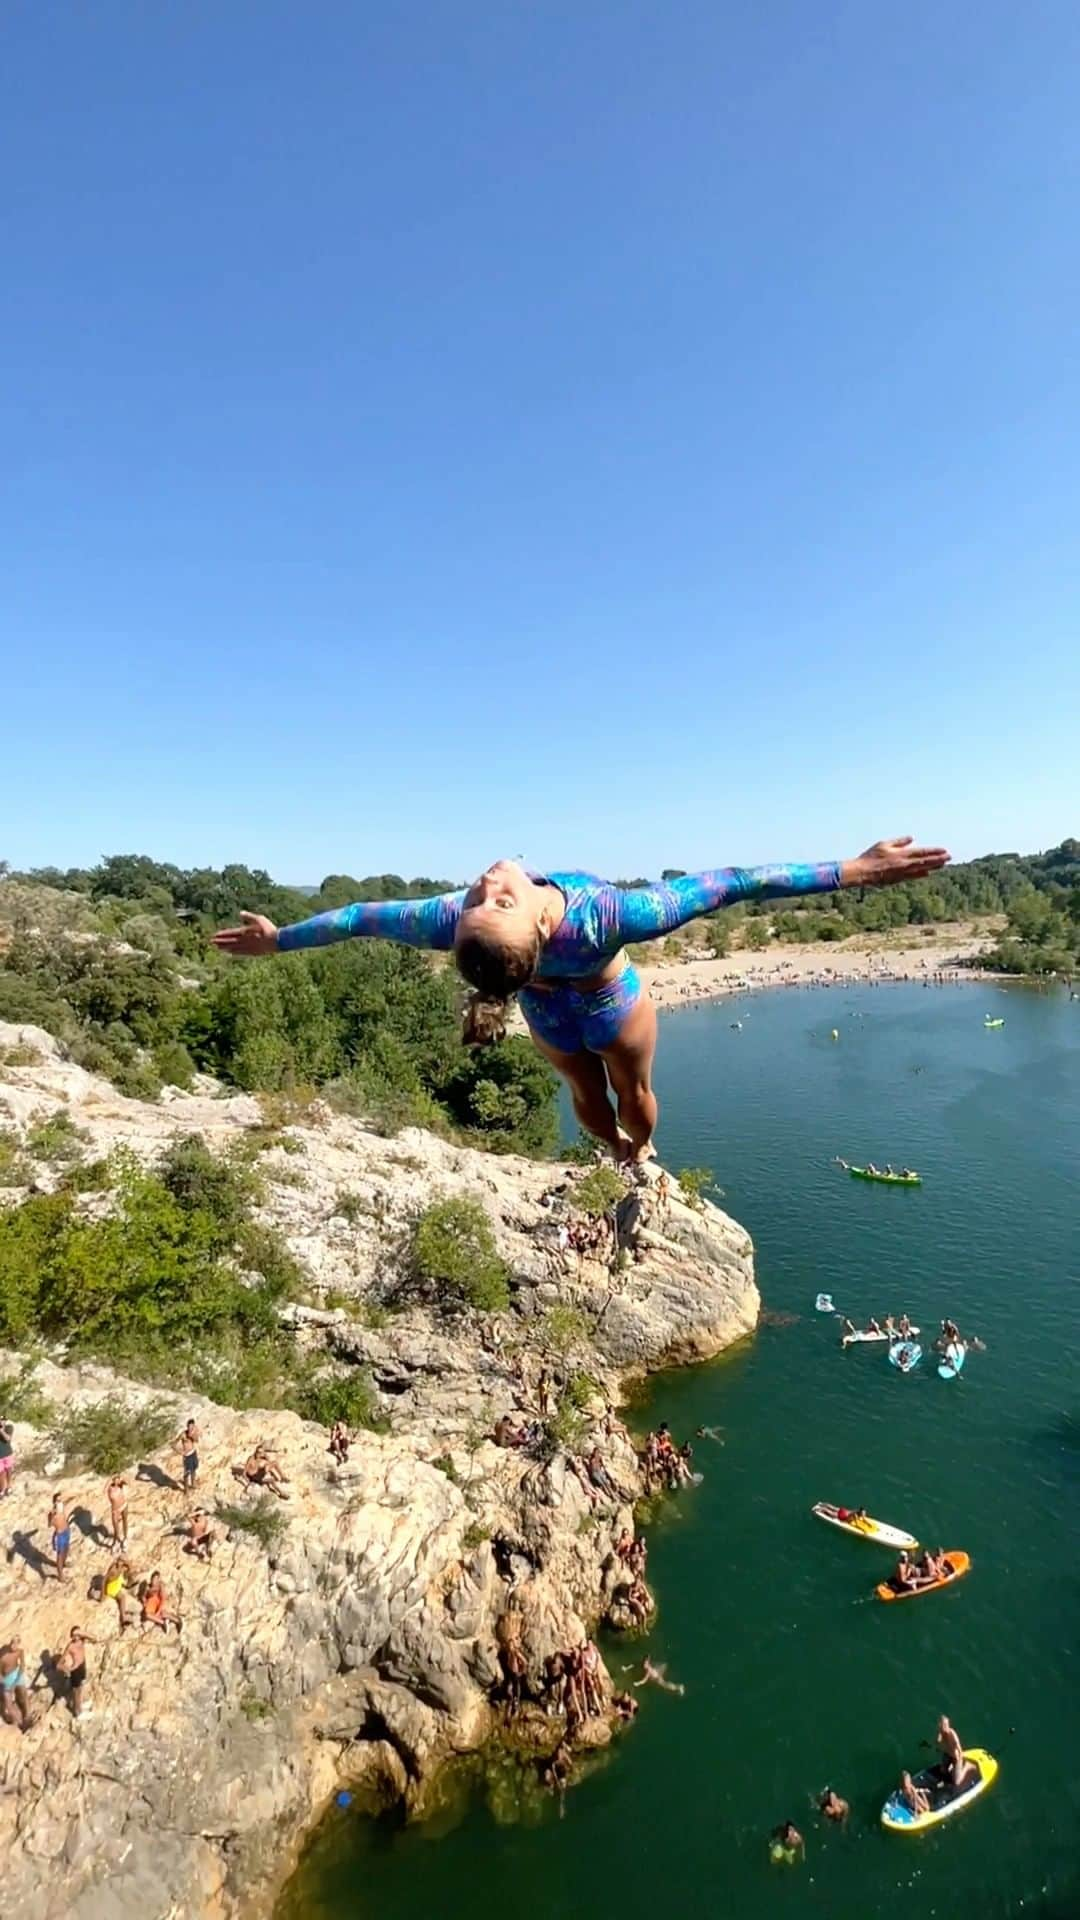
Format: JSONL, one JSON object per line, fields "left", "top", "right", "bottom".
{"left": 0, "top": 1023, "right": 758, "bottom": 1920}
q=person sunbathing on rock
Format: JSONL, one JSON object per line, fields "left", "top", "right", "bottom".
{"left": 213, "top": 840, "right": 948, "bottom": 1163}
{"left": 240, "top": 1444, "right": 290, "bottom": 1498}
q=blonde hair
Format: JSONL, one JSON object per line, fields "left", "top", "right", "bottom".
{"left": 456, "top": 929, "right": 543, "bottom": 1047}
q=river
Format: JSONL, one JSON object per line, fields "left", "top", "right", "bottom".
{"left": 279, "top": 981, "right": 1080, "bottom": 1920}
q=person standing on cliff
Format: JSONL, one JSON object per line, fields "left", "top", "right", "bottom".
{"left": 48, "top": 1492, "right": 72, "bottom": 1583}
{"left": 213, "top": 839, "right": 949, "bottom": 1165}
{"left": 105, "top": 1475, "right": 128, "bottom": 1551}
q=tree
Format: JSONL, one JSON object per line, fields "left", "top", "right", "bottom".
{"left": 410, "top": 1196, "right": 510, "bottom": 1312}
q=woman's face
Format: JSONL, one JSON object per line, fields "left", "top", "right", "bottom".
{"left": 457, "top": 859, "right": 538, "bottom": 950}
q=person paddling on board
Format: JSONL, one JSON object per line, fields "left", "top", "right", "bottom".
{"left": 936, "top": 1716, "right": 976, "bottom": 1790}
{"left": 212, "top": 839, "right": 949, "bottom": 1165}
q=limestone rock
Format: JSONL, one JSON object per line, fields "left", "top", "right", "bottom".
{"left": 0, "top": 1021, "right": 758, "bottom": 1917}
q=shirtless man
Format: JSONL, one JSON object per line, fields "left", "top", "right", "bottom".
{"left": 893, "top": 1551, "right": 918, "bottom": 1590}
{"left": 56, "top": 1626, "right": 97, "bottom": 1719}
{"left": 242, "top": 1444, "right": 290, "bottom": 1498}
{"left": 105, "top": 1475, "right": 129, "bottom": 1551}
{"left": 175, "top": 1419, "right": 200, "bottom": 1494}
{"left": 818, "top": 1786, "right": 849, "bottom": 1823}
{"left": 48, "top": 1491, "right": 72, "bottom": 1582}
{"left": 936, "top": 1715, "right": 975, "bottom": 1789}
{"left": 0, "top": 1641, "right": 31, "bottom": 1730}
{"left": 183, "top": 1508, "right": 216, "bottom": 1561}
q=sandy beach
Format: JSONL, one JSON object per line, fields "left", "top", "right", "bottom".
{"left": 636, "top": 926, "right": 1002, "bottom": 1013}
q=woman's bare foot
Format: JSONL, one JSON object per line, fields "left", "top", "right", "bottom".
{"left": 613, "top": 1130, "right": 634, "bottom": 1166}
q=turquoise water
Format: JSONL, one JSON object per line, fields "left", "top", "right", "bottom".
{"left": 281, "top": 983, "right": 1080, "bottom": 1920}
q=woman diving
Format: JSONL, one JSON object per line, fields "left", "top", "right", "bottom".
{"left": 212, "top": 835, "right": 948, "bottom": 1162}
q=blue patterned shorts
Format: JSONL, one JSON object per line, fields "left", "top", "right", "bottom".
{"left": 519, "top": 964, "right": 642, "bottom": 1056}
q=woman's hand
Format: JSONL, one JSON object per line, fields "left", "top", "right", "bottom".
{"left": 210, "top": 912, "right": 279, "bottom": 956}
{"left": 841, "top": 837, "right": 950, "bottom": 890}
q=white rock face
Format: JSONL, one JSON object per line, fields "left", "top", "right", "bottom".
{"left": 0, "top": 1023, "right": 758, "bottom": 1917}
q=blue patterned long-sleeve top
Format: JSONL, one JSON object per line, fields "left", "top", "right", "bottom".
{"left": 275, "top": 861, "right": 842, "bottom": 978}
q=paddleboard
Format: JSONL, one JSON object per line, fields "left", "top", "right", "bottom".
{"left": 812, "top": 1503, "right": 918, "bottom": 1550}
{"left": 889, "top": 1341, "right": 922, "bottom": 1372}
{"left": 815, "top": 1293, "right": 834, "bottom": 1313}
{"left": 843, "top": 1326, "right": 920, "bottom": 1346}
{"left": 881, "top": 1749, "right": 997, "bottom": 1831}
{"left": 939, "top": 1343, "right": 967, "bottom": 1380}
{"left": 876, "top": 1550, "right": 970, "bottom": 1601}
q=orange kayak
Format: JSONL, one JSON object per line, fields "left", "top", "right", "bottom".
{"left": 876, "top": 1551, "right": 970, "bottom": 1601}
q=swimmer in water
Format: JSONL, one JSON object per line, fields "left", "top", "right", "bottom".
{"left": 818, "top": 1787, "right": 849, "bottom": 1824}
{"left": 632, "top": 1658, "right": 684, "bottom": 1695}
{"left": 769, "top": 1821, "right": 804, "bottom": 1862}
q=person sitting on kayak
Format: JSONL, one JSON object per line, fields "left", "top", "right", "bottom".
{"left": 898, "top": 1314, "right": 912, "bottom": 1339}
{"left": 866, "top": 1317, "right": 882, "bottom": 1335}
{"left": 893, "top": 1551, "right": 918, "bottom": 1590}
{"left": 883, "top": 1315, "right": 897, "bottom": 1338}
{"left": 936, "top": 1716, "right": 977, "bottom": 1790}
{"left": 900, "top": 1167, "right": 915, "bottom": 1178}
{"left": 899, "top": 1770, "right": 931, "bottom": 1816}
{"left": 818, "top": 1787, "right": 849, "bottom": 1824}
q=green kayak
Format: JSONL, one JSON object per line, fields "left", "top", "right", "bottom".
{"left": 849, "top": 1166, "right": 922, "bottom": 1186}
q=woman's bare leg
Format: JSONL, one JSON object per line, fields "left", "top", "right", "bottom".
{"left": 600, "top": 992, "right": 659, "bottom": 1161}
{"left": 530, "top": 1034, "right": 627, "bottom": 1159}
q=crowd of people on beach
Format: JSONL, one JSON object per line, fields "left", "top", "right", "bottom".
{"left": 659, "top": 949, "right": 990, "bottom": 1014}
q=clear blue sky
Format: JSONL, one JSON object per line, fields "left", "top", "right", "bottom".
{"left": 4, "top": 1, "right": 1077, "bottom": 884}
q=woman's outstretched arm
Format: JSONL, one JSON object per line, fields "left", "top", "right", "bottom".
{"left": 212, "top": 889, "right": 467, "bottom": 957}
{"left": 611, "top": 838, "right": 950, "bottom": 944}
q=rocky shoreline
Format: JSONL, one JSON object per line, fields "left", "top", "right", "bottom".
{"left": 0, "top": 1025, "right": 758, "bottom": 1920}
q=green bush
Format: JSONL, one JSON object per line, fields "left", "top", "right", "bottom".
{"left": 0, "top": 1129, "right": 32, "bottom": 1189}
{"left": 461, "top": 1520, "right": 491, "bottom": 1551}
{"left": 0, "top": 1361, "right": 55, "bottom": 1427}
{"left": 59, "top": 1155, "right": 114, "bottom": 1194}
{"left": 540, "top": 1305, "right": 591, "bottom": 1355}
{"left": 216, "top": 1498, "right": 287, "bottom": 1551}
{"left": 676, "top": 1166, "right": 713, "bottom": 1211}
{"left": 292, "top": 1366, "right": 385, "bottom": 1431}
{"left": 239, "top": 1691, "right": 275, "bottom": 1723}
{"left": 26, "top": 1109, "right": 88, "bottom": 1165}
{"left": 333, "top": 1190, "right": 370, "bottom": 1225}
{"left": 573, "top": 1166, "right": 624, "bottom": 1218}
{"left": 564, "top": 1371, "right": 598, "bottom": 1410}
{"left": 49, "top": 1394, "right": 174, "bottom": 1472}
{"left": 152, "top": 1040, "right": 196, "bottom": 1089}
{"left": 410, "top": 1196, "right": 510, "bottom": 1313}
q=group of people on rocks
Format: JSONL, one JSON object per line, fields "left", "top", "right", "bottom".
{"left": 640, "top": 1423, "right": 696, "bottom": 1493}
{"left": 0, "top": 1407, "right": 314, "bottom": 1735}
